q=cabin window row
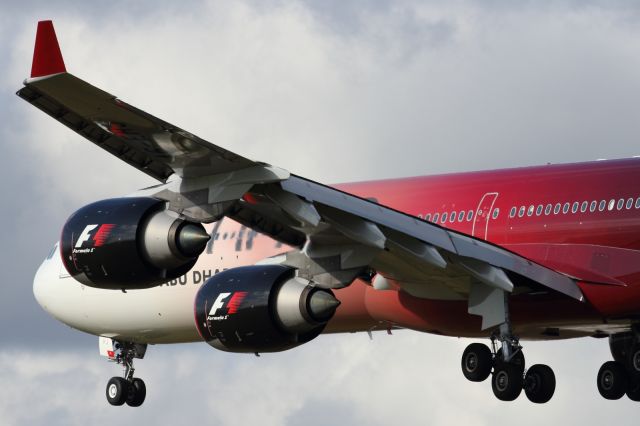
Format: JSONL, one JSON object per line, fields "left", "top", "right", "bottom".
{"left": 508, "top": 197, "right": 640, "bottom": 219}
{"left": 418, "top": 208, "right": 500, "bottom": 224}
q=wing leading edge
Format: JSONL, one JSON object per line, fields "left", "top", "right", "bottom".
{"left": 18, "top": 21, "right": 585, "bottom": 331}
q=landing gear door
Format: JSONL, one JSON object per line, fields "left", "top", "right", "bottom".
{"left": 99, "top": 336, "right": 116, "bottom": 360}
{"left": 472, "top": 192, "right": 498, "bottom": 240}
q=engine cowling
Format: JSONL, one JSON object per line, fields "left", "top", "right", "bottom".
{"left": 194, "top": 265, "right": 341, "bottom": 353}
{"left": 60, "top": 197, "right": 209, "bottom": 290}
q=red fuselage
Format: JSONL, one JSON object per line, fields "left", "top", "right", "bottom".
{"left": 320, "top": 158, "right": 640, "bottom": 339}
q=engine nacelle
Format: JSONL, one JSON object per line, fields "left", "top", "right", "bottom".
{"left": 60, "top": 197, "right": 209, "bottom": 290}
{"left": 194, "top": 265, "right": 340, "bottom": 353}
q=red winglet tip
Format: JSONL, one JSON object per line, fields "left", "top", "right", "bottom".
{"left": 30, "top": 20, "right": 66, "bottom": 78}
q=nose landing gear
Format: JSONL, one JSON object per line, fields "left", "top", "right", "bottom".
{"left": 104, "top": 341, "right": 147, "bottom": 407}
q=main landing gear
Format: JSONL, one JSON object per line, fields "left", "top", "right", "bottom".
{"left": 105, "top": 341, "right": 147, "bottom": 407}
{"left": 461, "top": 333, "right": 556, "bottom": 403}
{"left": 462, "top": 282, "right": 555, "bottom": 403}
{"left": 596, "top": 329, "right": 640, "bottom": 401}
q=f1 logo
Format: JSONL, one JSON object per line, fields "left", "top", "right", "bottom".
{"left": 75, "top": 224, "right": 116, "bottom": 248}
{"left": 75, "top": 224, "right": 98, "bottom": 248}
{"left": 208, "top": 292, "right": 248, "bottom": 316}
{"left": 209, "top": 293, "right": 231, "bottom": 316}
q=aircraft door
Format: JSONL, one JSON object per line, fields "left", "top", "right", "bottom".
{"left": 472, "top": 192, "right": 498, "bottom": 240}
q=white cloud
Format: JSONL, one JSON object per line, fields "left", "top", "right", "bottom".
{"left": 0, "top": 335, "right": 638, "bottom": 426}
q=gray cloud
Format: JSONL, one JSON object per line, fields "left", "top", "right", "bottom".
{"left": 2, "top": 0, "right": 640, "bottom": 423}
{"left": 0, "top": 336, "right": 639, "bottom": 426}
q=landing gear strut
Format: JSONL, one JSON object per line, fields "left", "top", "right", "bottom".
{"left": 460, "top": 291, "right": 555, "bottom": 403}
{"left": 105, "top": 341, "right": 147, "bottom": 407}
{"left": 489, "top": 326, "right": 525, "bottom": 402}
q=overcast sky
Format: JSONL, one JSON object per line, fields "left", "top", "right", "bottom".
{"left": 2, "top": 0, "right": 640, "bottom": 424}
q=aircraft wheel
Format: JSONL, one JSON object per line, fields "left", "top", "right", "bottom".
{"left": 524, "top": 364, "right": 556, "bottom": 403}
{"left": 126, "top": 378, "right": 146, "bottom": 407}
{"left": 628, "top": 344, "right": 640, "bottom": 380}
{"left": 627, "top": 378, "right": 640, "bottom": 402}
{"left": 492, "top": 363, "right": 523, "bottom": 401}
{"left": 461, "top": 343, "right": 492, "bottom": 382}
{"left": 106, "top": 377, "right": 129, "bottom": 406}
{"left": 597, "top": 361, "right": 627, "bottom": 400}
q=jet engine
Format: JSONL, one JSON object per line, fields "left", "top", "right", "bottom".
{"left": 194, "top": 265, "right": 340, "bottom": 353}
{"left": 60, "top": 197, "right": 209, "bottom": 290}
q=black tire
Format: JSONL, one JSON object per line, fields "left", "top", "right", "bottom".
{"left": 627, "top": 344, "right": 640, "bottom": 380}
{"left": 126, "top": 378, "right": 146, "bottom": 407}
{"left": 524, "top": 364, "right": 556, "bottom": 404}
{"left": 625, "top": 377, "right": 640, "bottom": 402}
{"left": 609, "top": 333, "right": 633, "bottom": 364}
{"left": 461, "top": 343, "right": 492, "bottom": 382}
{"left": 597, "top": 361, "right": 628, "bottom": 400}
{"left": 494, "top": 348, "right": 525, "bottom": 373}
{"left": 106, "top": 377, "right": 129, "bottom": 406}
{"left": 492, "top": 363, "right": 523, "bottom": 401}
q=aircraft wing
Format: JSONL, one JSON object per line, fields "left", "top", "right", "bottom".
{"left": 18, "top": 21, "right": 584, "bottom": 330}
{"left": 18, "top": 21, "right": 257, "bottom": 182}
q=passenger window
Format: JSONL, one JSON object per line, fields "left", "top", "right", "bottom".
{"left": 545, "top": 204, "right": 552, "bottom": 215}
{"left": 467, "top": 211, "right": 474, "bottom": 221}
{"left": 518, "top": 206, "right": 525, "bottom": 217}
{"left": 571, "top": 202, "right": 579, "bottom": 213}
{"left": 608, "top": 199, "right": 615, "bottom": 211}
{"left": 554, "top": 203, "right": 561, "bottom": 214}
{"left": 535, "top": 205, "right": 543, "bottom": 216}
{"left": 458, "top": 211, "right": 465, "bottom": 221}
{"left": 441, "top": 212, "right": 448, "bottom": 223}
{"left": 509, "top": 207, "right": 516, "bottom": 218}
{"left": 425, "top": 214, "right": 432, "bottom": 221}
{"left": 450, "top": 211, "right": 456, "bottom": 223}
{"left": 527, "top": 205, "right": 534, "bottom": 216}
{"left": 492, "top": 208, "right": 500, "bottom": 219}
{"left": 433, "top": 213, "right": 439, "bottom": 223}
{"left": 617, "top": 199, "right": 624, "bottom": 210}
{"left": 589, "top": 201, "right": 597, "bottom": 212}
{"left": 626, "top": 198, "right": 633, "bottom": 209}
{"left": 599, "top": 200, "right": 606, "bottom": 211}
{"left": 636, "top": 197, "right": 640, "bottom": 209}
{"left": 562, "top": 203, "right": 570, "bottom": 214}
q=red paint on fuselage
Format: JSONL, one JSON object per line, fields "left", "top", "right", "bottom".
{"left": 336, "top": 158, "right": 640, "bottom": 319}
{"left": 211, "top": 158, "right": 640, "bottom": 339}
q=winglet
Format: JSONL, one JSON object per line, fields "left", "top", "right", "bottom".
{"left": 30, "top": 20, "right": 66, "bottom": 78}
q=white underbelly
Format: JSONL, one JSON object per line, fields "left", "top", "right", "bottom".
{"left": 34, "top": 248, "right": 204, "bottom": 344}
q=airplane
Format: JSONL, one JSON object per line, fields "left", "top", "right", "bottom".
{"left": 20, "top": 20, "right": 640, "bottom": 407}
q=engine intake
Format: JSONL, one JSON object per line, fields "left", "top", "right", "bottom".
{"left": 194, "top": 265, "right": 340, "bottom": 353}
{"left": 60, "top": 197, "right": 209, "bottom": 289}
